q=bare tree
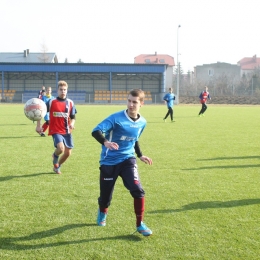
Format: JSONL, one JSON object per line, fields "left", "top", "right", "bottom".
{"left": 244, "top": 69, "right": 260, "bottom": 96}
{"left": 238, "top": 72, "right": 251, "bottom": 95}
{"left": 38, "top": 43, "right": 50, "bottom": 63}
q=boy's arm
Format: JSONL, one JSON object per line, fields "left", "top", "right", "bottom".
{"left": 135, "top": 141, "right": 152, "bottom": 165}
{"left": 92, "top": 130, "right": 106, "bottom": 145}
{"left": 92, "top": 130, "right": 119, "bottom": 150}
{"left": 134, "top": 141, "right": 143, "bottom": 158}
{"left": 36, "top": 120, "right": 42, "bottom": 133}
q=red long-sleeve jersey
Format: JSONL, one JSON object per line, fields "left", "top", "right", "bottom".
{"left": 199, "top": 91, "right": 210, "bottom": 104}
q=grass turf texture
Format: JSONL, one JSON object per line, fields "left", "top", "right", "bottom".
{"left": 0, "top": 104, "right": 260, "bottom": 259}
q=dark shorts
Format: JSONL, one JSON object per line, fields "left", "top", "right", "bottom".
{"left": 98, "top": 157, "right": 145, "bottom": 208}
{"left": 52, "top": 134, "right": 74, "bottom": 149}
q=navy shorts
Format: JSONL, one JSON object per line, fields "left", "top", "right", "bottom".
{"left": 52, "top": 134, "right": 74, "bottom": 149}
{"left": 98, "top": 157, "right": 145, "bottom": 208}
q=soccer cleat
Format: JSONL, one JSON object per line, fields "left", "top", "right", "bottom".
{"left": 198, "top": 115, "right": 202, "bottom": 117}
{"left": 53, "top": 164, "right": 61, "bottom": 174}
{"left": 171, "top": 120, "right": 175, "bottom": 122}
{"left": 40, "top": 133, "right": 46, "bottom": 137}
{"left": 163, "top": 118, "right": 166, "bottom": 122}
{"left": 97, "top": 209, "right": 107, "bottom": 226}
{"left": 137, "top": 222, "right": 152, "bottom": 236}
{"left": 202, "top": 114, "right": 205, "bottom": 117}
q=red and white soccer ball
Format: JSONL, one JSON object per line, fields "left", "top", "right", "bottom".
{"left": 24, "top": 98, "right": 47, "bottom": 121}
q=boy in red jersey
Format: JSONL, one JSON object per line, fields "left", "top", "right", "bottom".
{"left": 37, "top": 81, "right": 77, "bottom": 174}
{"left": 198, "top": 86, "right": 211, "bottom": 117}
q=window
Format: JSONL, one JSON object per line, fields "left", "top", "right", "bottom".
{"left": 145, "top": 59, "right": 150, "bottom": 63}
{"left": 208, "top": 69, "right": 214, "bottom": 76}
{"left": 159, "top": 59, "right": 165, "bottom": 63}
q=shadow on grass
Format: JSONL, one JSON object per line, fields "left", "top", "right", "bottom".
{"left": 183, "top": 164, "right": 260, "bottom": 170}
{"left": 149, "top": 198, "right": 260, "bottom": 214}
{"left": 0, "top": 223, "right": 142, "bottom": 250}
{"left": 0, "top": 124, "right": 28, "bottom": 126}
{"left": 0, "top": 172, "right": 55, "bottom": 182}
{"left": 0, "top": 136, "right": 40, "bottom": 139}
{"left": 197, "top": 156, "right": 260, "bottom": 161}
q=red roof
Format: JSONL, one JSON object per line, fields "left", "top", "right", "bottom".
{"left": 134, "top": 53, "right": 175, "bottom": 66}
{"left": 237, "top": 55, "right": 260, "bottom": 70}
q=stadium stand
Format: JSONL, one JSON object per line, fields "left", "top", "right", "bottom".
{"left": 22, "top": 90, "right": 86, "bottom": 103}
{"left": 21, "top": 90, "right": 151, "bottom": 104}
{"left": 94, "top": 90, "right": 152, "bottom": 103}
{"left": 67, "top": 91, "right": 86, "bottom": 103}
{"left": 1, "top": 90, "right": 16, "bottom": 102}
{"left": 22, "top": 91, "right": 37, "bottom": 103}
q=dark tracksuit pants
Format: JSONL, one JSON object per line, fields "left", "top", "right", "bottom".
{"left": 199, "top": 103, "right": 207, "bottom": 115}
{"left": 98, "top": 157, "right": 145, "bottom": 208}
{"left": 164, "top": 107, "right": 173, "bottom": 121}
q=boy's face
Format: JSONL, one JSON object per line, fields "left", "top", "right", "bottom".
{"left": 58, "top": 85, "right": 67, "bottom": 99}
{"left": 46, "top": 88, "right": 52, "bottom": 95}
{"left": 127, "top": 94, "right": 143, "bottom": 116}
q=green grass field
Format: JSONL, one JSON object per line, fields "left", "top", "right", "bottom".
{"left": 1, "top": 103, "right": 260, "bottom": 259}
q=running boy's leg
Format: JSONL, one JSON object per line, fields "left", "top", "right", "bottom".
{"left": 97, "top": 165, "right": 119, "bottom": 226}
{"left": 201, "top": 103, "right": 207, "bottom": 114}
{"left": 199, "top": 103, "right": 204, "bottom": 115}
{"left": 120, "top": 159, "right": 145, "bottom": 224}
{"left": 120, "top": 158, "right": 152, "bottom": 236}
{"left": 169, "top": 107, "right": 173, "bottom": 121}
{"left": 164, "top": 108, "right": 171, "bottom": 120}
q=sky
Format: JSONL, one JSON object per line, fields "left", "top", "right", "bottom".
{"left": 1, "top": 0, "right": 259, "bottom": 73}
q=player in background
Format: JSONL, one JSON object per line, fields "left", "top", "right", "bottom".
{"left": 38, "top": 86, "right": 54, "bottom": 137}
{"left": 38, "top": 86, "right": 45, "bottom": 98}
{"left": 92, "top": 89, "right": 153, "bottom": 236}
{"left": 198, "top": 86, "right": 211, "bottom": 117}
{"left": 32, "top": 86, "right": 46, "bottom": 124}
{"left": 37, "top": 81, "right": 77, "bottom": 174}
{"left": 163, "top": 87, "right": 175, "bottom": 122}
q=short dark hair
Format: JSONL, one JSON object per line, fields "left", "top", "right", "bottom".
{"left": 128, "top": 89, "right": 145, "bottom": 102}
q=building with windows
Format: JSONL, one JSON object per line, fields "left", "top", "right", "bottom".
{"left": 0, "top": 52, "right": 167, "bottom": 103}
{"left": 134, "top": 52, "right": 175, "bottom": 91}
{"left": 194, "top": 62, "right": 240, "bottom": 83}
{"left": 0, "top": 49, "right": 181, "bottom": 103}
{"left": 237, "top": 55, "right": 260, "bottom": 76}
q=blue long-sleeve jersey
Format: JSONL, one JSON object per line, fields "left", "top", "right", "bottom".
{"left": 163, "top": 93, "right": 175, "bottom": 108}
{"left": 92, "top": 110, "right": 146, "bottom": 165}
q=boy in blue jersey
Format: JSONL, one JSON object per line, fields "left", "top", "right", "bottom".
{"left": 92, "top": 89, "right": 153, "bottom": 236}
{"left": 163, "top": 87, "right": 175, "bottom": 122}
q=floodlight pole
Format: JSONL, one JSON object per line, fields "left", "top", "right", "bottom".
{"left": 176, "top": 25, "right": 181, "bottom": 105}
